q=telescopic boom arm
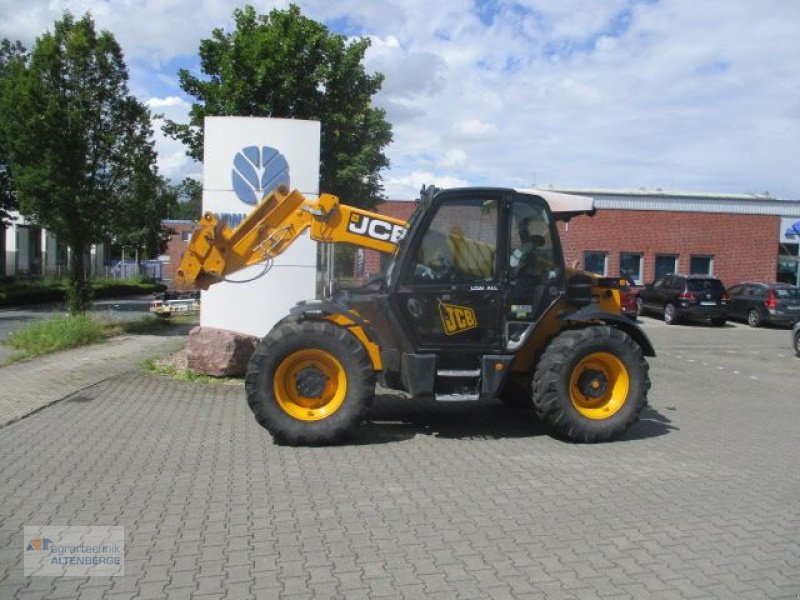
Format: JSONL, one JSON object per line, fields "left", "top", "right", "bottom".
{"left": 173, "top": 186, "right": 408, "bottom": 291}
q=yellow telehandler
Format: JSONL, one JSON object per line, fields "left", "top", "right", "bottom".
{"left": 176, "top": 185, "right": 654, "bottom": 445}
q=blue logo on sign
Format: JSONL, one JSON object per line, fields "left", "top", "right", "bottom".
{"left": 232, "top": 146, "right": 290, "bottom": 206}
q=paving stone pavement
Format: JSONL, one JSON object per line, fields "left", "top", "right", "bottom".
{"left": 0, "top": 322, "right": 798, "bottom": 599}
{"left": 0, "top": 334, "right": 186, "bottom": 427}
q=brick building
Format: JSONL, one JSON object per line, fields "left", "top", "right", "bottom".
{"left": 160, "top": 220, "right": 196, "bottom": 282}
{"left": 360, "top": 188, "right": 800, "bottom": 288}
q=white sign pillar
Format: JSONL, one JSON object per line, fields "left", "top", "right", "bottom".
{"left": 200, "top": 117, "right": 321, "bottom": 337}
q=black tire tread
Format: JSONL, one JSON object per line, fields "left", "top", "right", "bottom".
{"left": 245, "top": 320, "right": 375, "bottom": 446}
{"left": 531, "top": 326, "right": 650, "bottom": 443}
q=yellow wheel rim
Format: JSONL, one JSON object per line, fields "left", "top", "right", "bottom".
{"left": 273, "top": 349, "right": 347, "bottom": 421}
{"left": 569, "top": 352, "right": 629, "bottom": 420}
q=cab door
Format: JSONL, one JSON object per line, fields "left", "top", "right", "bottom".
{"left": 504, "top": 194, "right": 565, "bottom": 328}
{"left": 391, "top": 190, "right": 505, "bottom": 357}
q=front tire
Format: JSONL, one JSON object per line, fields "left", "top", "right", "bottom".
{"left": 532, "top": 326, "right": 650, "bottom": 443}
{"left": 245, "top": 320, "right": 375, "bottom": 445}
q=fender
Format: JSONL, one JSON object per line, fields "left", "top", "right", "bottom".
{"left": 289, "top": 300, "right": 383, "bottom": 369}
{"left": 289, "top": 299, "right": 371, "bottom": 328}
{"left": 559, "top": 306, "right": 656, "bottom": 357}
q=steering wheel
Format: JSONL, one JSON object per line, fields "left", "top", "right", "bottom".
{"left": 414, "top": 264, "right": 435, "bottom": 281}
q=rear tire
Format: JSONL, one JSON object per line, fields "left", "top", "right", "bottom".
{"left": 747, "top": 309, "right": 761, "bottom": 328}
{"left": 532, "top": 326, "right": 650, "bottom": 443}
{"left": 664, "top": 303, "right": 678, "bottom": 325}
{"left": 794, "top": 329, "right": 800, "bottom": 357}
{"left": 245, "top": 320, "right": 375, "bottom": 445}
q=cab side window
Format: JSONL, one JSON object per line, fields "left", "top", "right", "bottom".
{"left": 407, "top": 198, "right": 499, "bottom": 284}
{"left": 507, "top": 197, "right": 561, "bottom": 314}
{"left": 508, "top": 202, "right": 555, "bottom": 284}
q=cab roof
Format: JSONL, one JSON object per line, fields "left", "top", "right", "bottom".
{"left": 515, "top": 188, "right": 595, "bottom": 215}
{"left": 420, "top": 185, "right": 595, "bottom": 218}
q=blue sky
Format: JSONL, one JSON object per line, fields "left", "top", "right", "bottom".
{"left": 2, "top": 0, "right": 799, "bottom": 200}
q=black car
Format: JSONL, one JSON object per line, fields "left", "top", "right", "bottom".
{"left": 726, "top": 282, "right": 800, "bottom": 327}
{"left": 636, "top": 274, "right": 729, "bottom": 326}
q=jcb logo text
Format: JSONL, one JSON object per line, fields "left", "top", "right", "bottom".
{"left": 348, "top": 215, "right": 407, "bottom": 244}
{"left": 439, "top": 303, "right": 477, "bottom": 335}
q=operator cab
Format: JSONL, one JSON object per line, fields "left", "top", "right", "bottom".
{"left": 347, "top": 186, "right": 595, "bottom": 398}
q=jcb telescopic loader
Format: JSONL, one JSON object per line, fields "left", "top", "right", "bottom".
{"left": 175, "top": 185, "right": 654, "bottom": 445}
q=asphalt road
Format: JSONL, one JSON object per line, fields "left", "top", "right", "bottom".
{"left": 0, "top": 296, "right": 155, "bottom": 342}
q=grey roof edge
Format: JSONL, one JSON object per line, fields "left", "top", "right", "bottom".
{"left": 546, "top": 186, "right": 794, "bottom": 201}
{"left": 548, "top": 187, "right": 800, "bottom": 217}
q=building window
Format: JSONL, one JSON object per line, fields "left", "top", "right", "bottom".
{"left": 777, "top": 244, "right": 798, "bottom": 285}
{"left": 654, "top": 255, "right": 678, "bottom": 281}
{"left": 181, "top": 231, "right": 191, "bottom": 243}
{"left": 619, "top": 253, "right": 643, "bottom": 284}
{"left": 584, "top": 251, "right": 607, "bottom": 275}
{"left": 690, "top": 255, "right": 713, "bottom": 275}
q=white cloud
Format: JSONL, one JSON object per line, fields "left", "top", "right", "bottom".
{"left": 452, "top": 119, "right": 498, "bottom": 140}
{"left": 2, "top": 0, "right": 799, "bottom": 199}
{"left": 438, "top": 149, "right": 468, "bottom": 169}
{"left": 150, "top": 117, "right": 201, "bottom": 183}
{"left": 147, "top": 96, "right": 189, "bottom": 109}
{"left": 384, "top": 170, "right": 470, "bottom": 200}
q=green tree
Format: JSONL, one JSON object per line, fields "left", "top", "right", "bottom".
{"left": 0, "top": 13, "right": 167, "bottom": 312}
{"left": 167, "top": 177, "right": 202, "bottom": 221}
{"left": 0, "top": 39, "right": 27, "bottom": 227}
{"left": 0, "top": 168, "right": 16, "bottom": 227}
{"left": 114, "top": 174, "right": 177, "bottom": 259}
{"left": 164, "top": 4, "right": 392, "bottom": 209}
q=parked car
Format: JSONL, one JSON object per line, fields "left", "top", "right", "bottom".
{"left": 595, "top": 276, "right": 639, "bottom": 319}
{"left": 793, "top": 321, "right": 800, "bottom": 357}
{"left": 726, "top": 282, "right": 800, "bottom": 327}
{"left": 636, "top": 274, "right": 729, "bottom": 326}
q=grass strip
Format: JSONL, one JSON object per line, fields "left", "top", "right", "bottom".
{"left": 3, "top": 314, "right": 196, "bottom": 363}
{"left": 141, "top": 358, "right": 243, "bottom": 385}
{"left": 4, "top": 315, "right": 106, "bottom": 360}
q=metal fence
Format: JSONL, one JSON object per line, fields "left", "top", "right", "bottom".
{"left": 109, "top": 260, "right": 163, "bottom": 281}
